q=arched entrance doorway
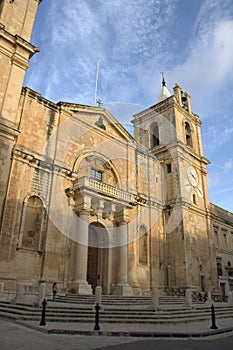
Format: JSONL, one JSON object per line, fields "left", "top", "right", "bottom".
{"left": 87, "top": 222, "right": 110, "bottom": 294}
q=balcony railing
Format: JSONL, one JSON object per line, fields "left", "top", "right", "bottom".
{"left": 74, "top": 176, "right": 137, "bottom": 205}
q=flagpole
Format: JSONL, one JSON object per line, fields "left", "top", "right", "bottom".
{"left": 94, "top": 57, "right": 100, "bottom": 105}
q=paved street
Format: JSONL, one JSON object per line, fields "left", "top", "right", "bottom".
{"left": 99, "top": 336, "right": 233, "bottom": 350}
{"left": 0, "top": 318, "right": 135, "bottom": 350}
{"left": 1, "top": 318, "right": 233, "bottom": 350}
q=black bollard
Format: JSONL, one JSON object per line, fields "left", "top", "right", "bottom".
{"left": 39, "top": 298, "right": 47, "bottom": 326}
{"left": 210, "top": 304, "right": 218, "bottom": 329}
{"left": 94, "top": 303, "right": 101, "bottom": 331}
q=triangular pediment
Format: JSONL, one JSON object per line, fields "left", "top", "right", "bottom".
{"left": 57, "top": 102, "right": 135, "bottom": 143}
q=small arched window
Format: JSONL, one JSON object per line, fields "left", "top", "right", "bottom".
{"left": 193, "top": 194, "right": 197, "bottom": 205}
{"left": 185, "top": 122, "right": 192, "bottom": 147}
{"left": 19, "top": 196, "right": 44, "bottom": 251}
{"left": 150, "top": 122, "right": 159, "bottom": 147}
{"left": 139, "top": 226, "right": 148, "bottom": 265}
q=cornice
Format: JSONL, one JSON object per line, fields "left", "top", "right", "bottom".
{"left": 132, "top": 96, "right": 175, "bottom": 124}
{"left": 0, "top": 24, "right": 39, "bottom": 59}
{"left": 22, "top": 87, "right": 58, "bottom": 111}
{"left": 0, "top": 121, "right": 20, "bottom": 140}
{"left": 132, "top": 95, "right": 201, "bottom": 126}
{"left": 209, "top": 203, "right": 233, "bottom": 226}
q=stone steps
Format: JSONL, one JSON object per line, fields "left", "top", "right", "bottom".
{"left": 1, "top": 312, "right": 233, "bottom": 324}
{"left": 0, "top": 297, "right": 233, "bottom": 325}
{"left": 54, "top": 294, "right": 186, "bottom": 305}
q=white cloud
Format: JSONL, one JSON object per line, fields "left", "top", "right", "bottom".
{"left": 223, "top": 159, "right": 233, "bottom": 172}
{"left": 28, "top": 0, "right": 178, "bottom": 104}
{"left": 26, "top": 0, "right": 233, "bottom": 106}
{"left": 167, "top": 20, "right": 233, "bottom": 101}
{"left": 22, "top": 0, "right": 233, "bottom": 213}
{"left": 215, "top": 187, "right": 233, "bottom": 195}
{"left": 203, "top": 124, "right": 233, "bottom": 154}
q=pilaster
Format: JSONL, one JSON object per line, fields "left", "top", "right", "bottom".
{"left": 112, "top": 208, "right": 133, "bottom": 296}
{"left": 69, "top": 204, "right": 92, "bottom": 295}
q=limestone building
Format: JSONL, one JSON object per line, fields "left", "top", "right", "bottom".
{"left": 0, "top": 0, "right": 233, "bottom": 298}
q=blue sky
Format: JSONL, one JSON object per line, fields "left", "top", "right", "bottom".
{"left": 24, "top": 0, "right": 233, "bottom": 213}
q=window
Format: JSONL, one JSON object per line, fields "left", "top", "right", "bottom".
{"left": 214, "top": 227, "right": 219, "bottom": 245}
{"left": 223, "top": 233, "right": 228, "bottom": 248}
{"left": 217, "top": 258, "right": 222, "bottom": 276}
{"left": 150, "top": 122, "right": 159, "bottom": 147}
{"left": 185, "top": 122, "right": 192, "bottom": 148}
{"left": 200, "top": 275, "right": 205, "bottom": 292}
{"left": 181, "top": 91, "right": 188, "bottom": 110}
{"left": 20, "top": 196, "right": 44, "bottom": 251}
{"left": 193, "top": 194, "right": 197, "bottom": 204}
{"left": 221, "top": 229, "right": 228, "bottom": 248}
{"left": 91, "top": 168, "right": 102, "bottom": 181}
{"left": 167, "top": 163, "right": 171, "bottom": 173}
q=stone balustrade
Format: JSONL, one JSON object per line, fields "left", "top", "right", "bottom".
{"left": 74, "top": 176, "right": 138, "bottom": 206}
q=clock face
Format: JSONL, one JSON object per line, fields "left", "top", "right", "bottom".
{"left": 187, "top": 166, "right": 198, "bottom": 187}
{"left": 197, "top": 186, "right": 203, "bottom": 198}
{"left": 184, "top": 178, "right": 191, "bottom": 193}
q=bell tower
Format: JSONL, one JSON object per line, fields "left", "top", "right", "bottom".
{"left": 133, "top": 79, "right": 214, "bottom": 292}
{"left": 0, "top": 0, "right": 41, "bottom": 125}
{"left": 0, "top": 0, "right": 42, "bottom": 228}
{"left": 133, "top": 80, "right": 209, "bottom": 209}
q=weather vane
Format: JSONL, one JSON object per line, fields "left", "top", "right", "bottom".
{"left": 160, "top": 71, "right": 166, "bottom": 86}
{"left": 96, "top": 99, "right": 102, "bottom": 107}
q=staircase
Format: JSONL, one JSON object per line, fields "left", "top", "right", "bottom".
{"left": 0, "top": 294, "right": 232, "bottom": 325}
{"left": 54, "top": 294, "right": 186, "bottom": 305}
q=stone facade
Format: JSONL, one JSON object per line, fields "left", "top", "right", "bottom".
{"left": 0, "top": 0, "right": 233, "bottom": 297}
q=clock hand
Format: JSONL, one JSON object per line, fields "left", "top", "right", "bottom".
{"left": 191, "top": 172, "right": 197, "bottom": 180}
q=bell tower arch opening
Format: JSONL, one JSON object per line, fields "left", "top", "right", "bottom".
{"left": 87, "top": 222, "right": 110, "bottom": 294}
{"left": 150, "top": 122, "right": 160, "bottom": 148}
{"left": 184, "top": 121, "right": 193, "bottom": 148}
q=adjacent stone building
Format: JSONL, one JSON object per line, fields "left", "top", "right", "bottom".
{"left": 0, "top": 0, "right": 233, "bottom": 298}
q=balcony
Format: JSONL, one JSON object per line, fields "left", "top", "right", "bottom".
{"left": 73, "top": 176, "right": 138, "bottom": 206}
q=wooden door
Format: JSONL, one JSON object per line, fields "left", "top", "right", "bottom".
{"left": 220, "top": 283, "right": 226, "bottom": 302}
{"left": 87, "top": 246, "right": 98, "bottom": 292}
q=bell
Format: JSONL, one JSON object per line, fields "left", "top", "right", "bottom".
{"left": 185, "top": 128, "right": 191, "bottom": 139}
{"left": 181, "top": 91, "right": 187, "bottom": 102}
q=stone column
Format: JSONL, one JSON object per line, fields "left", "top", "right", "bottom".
{"left": 38, "top": 282, "right": 46, "bottom": 303}
{"left": 113, "top": 218, "right": 133, "bottom": 296}
{"left": 95, "top": 286, "right": 102, "bottom": 306}
{"left": 70, "top": 209, "right": 92, "bottom": 295}
{"left": 118, "top": 222, "right": 128, "bottom": 285}
{"left": 151, "top": 288, "right": 159, "bottom": 310}
{"left": 14, "top": 283, "right": 25, "bottom": 302}
{"left": 206, "top": 290, "right": 212, "bottom": 304}
{"left": 185, "top": 288, "right": 192, "bottom": 309}
{"left": 229, "top": 291, "right": 233, "bottom": 305}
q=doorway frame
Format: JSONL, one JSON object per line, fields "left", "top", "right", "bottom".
{"left": 87, "top": 222, "right": 111, "bottom": 294}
